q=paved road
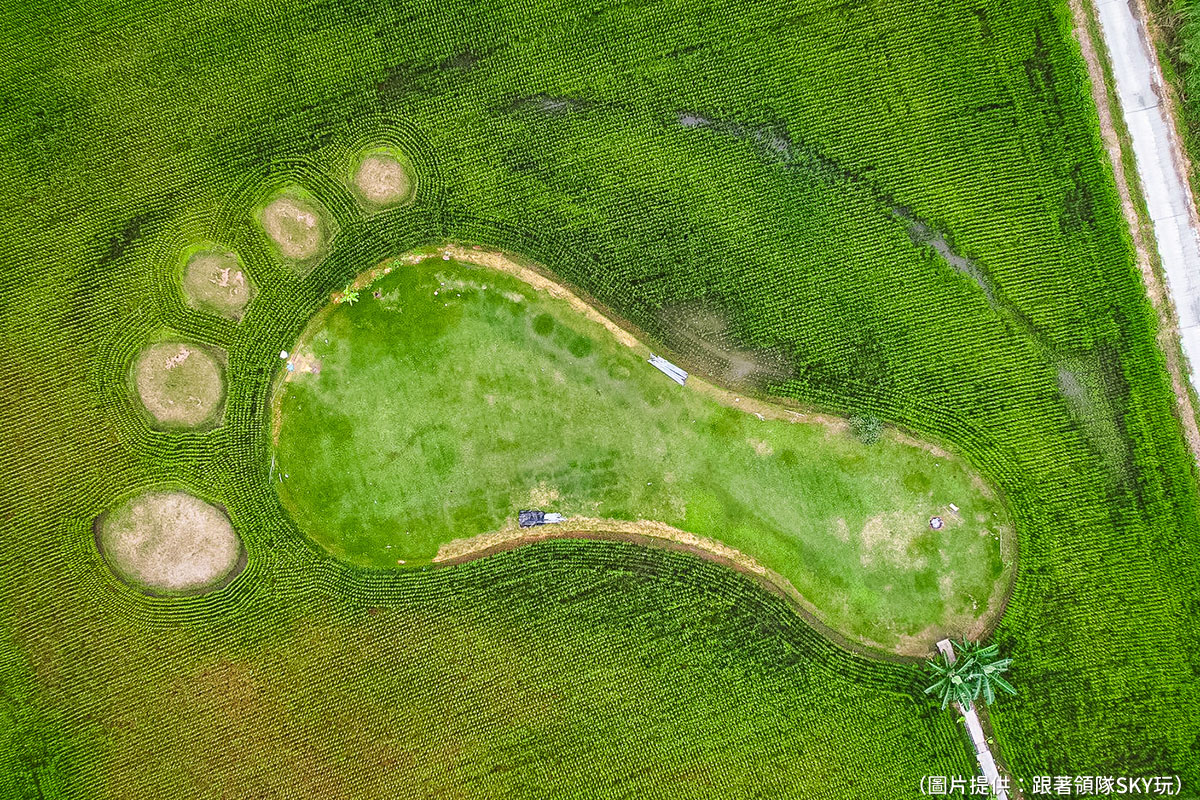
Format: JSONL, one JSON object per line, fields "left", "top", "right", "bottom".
{"left": 1095, "top": 0, "right": 1200, "bottom": 384}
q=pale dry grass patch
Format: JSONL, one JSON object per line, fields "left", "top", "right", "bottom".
{"left": 261, "top": 196, "right": 325, "bottom": 260}
{"left": 98, "top": 491, "right": 243, "bottom": 594}
{"left": 181, "top": 249, "right": 253, "bottom": 318}
{"left": 527, "top": 481, "right": 560, "bottom": 506}
{"left": 353, "top": 154, "right": 413, "bottom": 207}
{"left": 133, "top": 341, "right": 225, "bottom": 428}
{"left": 748, "top": 437, "right": 774, "bottom": 457}
{"left": 857, "top": 511, "right": 930, "bottom": 569}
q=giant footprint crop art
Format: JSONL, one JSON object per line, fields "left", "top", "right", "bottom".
{"left": 273, "top": 250, "right": 1012, "bottom": 653}
{"left": 3, "top": 0, "right": 1200, "bottom": 796}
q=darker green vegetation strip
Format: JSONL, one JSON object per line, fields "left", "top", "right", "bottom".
{"left": 1, "top": 0, "right": 1199, "bottom": 795}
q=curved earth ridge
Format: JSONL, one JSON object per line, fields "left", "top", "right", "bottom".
{"left": 432, "top": 515, "right": 1009, "bottom": 660}
{"left": 273, "top": 244, "right": 1016, "bottom": 656}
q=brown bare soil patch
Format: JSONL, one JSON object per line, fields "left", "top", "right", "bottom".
{"left": 133, "top": 341, "right": 225, "bottom": 428}
{"left": 181, "top": 249, "right": 254, "bottom": 319}
{"left": 260, "top": 196, "right": 326, "bottom": 261}
{"left": 97, "top": 491, "right": 244, "bottom": 594}
{"left": 283, "top": 348, "right": 322, "bottom": 383}
{"left": 353, "top": 154, "right": 413, "bottom": 207}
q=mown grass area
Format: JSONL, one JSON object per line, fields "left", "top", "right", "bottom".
{"left": 2, "top": 0, "right": 1199, "bottom": 794}
{"left": 275, "top": 257, "right": 1008, "bottom": 649}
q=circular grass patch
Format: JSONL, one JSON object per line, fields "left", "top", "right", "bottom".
{"left": 133, "top": 341, "right": 225, "bottom": 428}
{"left": 97, "top": 491, "right": 245, "bottom": 595}
{"left": 180, "top": 247, "right": 254, "bottom": 319}
{"left": 260, "top": 196, "right": 325, "bottom": 260}
{"left": 352, "top": 152, "right": 415, "bottom": 208}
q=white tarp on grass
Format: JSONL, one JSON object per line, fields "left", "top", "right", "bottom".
{"left": 648, "top": 354, "right": 687, "bottom": 386}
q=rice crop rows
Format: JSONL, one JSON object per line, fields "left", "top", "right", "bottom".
{"left": 1, "top": 0, "right": 1198, "bottom": 795}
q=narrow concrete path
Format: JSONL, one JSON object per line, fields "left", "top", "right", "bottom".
{"left": 937, "top": 639, "right": 1010, "bottom": 800}
{"left": 1094, "top": 0, "right": 1200, "bottom": 384}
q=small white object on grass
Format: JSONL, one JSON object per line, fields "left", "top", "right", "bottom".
{"left": 280, "top": 350, "right": 289, "bottom": 359}
{"left": 949, "top": 503, "right": 960, "bottom": 513}
{"left": 648, "top": 354, "right": 688, "bottom": 386}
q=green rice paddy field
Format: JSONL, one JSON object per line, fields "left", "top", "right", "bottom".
{"left": 2, "top": 0, "right": 1200, "bottom": 795}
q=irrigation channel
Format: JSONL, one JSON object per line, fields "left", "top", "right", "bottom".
{"left": 1094, "top": 0, "right": 1200, "bottom": 386}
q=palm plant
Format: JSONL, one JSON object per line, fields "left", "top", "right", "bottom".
{"left": 954, "top": 637, "right": 1016, "bottom": 705}
{"left": 925, "top": 638, "right": 1017, "bottom": 711}
{"left": 924, "top": 650, "right": 980, "bottom": 710}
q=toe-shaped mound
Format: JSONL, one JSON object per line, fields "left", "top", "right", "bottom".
{"left": 133, "top": 340, "right": 226, "bottom": 429}
{"left": 97, "top": 490, "right": 245, "bottom": 595}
